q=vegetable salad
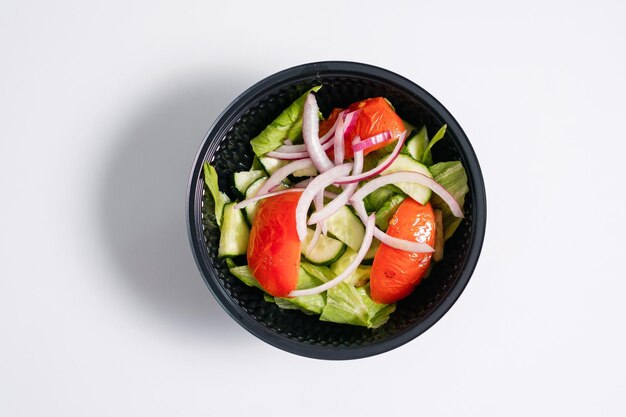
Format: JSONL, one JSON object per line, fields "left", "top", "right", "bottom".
{"left": 203, "top": 86, "right": 468, "bottom": 328}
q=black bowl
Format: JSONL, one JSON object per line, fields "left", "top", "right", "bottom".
{"left": 186, "top": 61, "right": 486, "bottom": 360}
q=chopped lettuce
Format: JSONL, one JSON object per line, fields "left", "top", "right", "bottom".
{"left": 321, "top": 282, "right": 395, "bottom": 329}
{"left": 375, "top": 194, "right": 406, "bottom": 230}
{"left": 228, "top": 262, "right": 326, "bottom": 315}
{"left": 320, "top": 282, "right": 370, "bottom": 327}
{"left": 274, "top": 267, "right": 326, "bottom": 315}
{"left": 300, "top": 261, "right": 334, "bottom": 283}
{"left": 363, "top": 186, "right": 395, "bottom": 212}
{"left": 356, "top": 285, "right": 396, "bottom": 329}
{"left": 421, "top": 124, "right": 447, "bottom": 165}
{"left": 228, "top": 264, "right": 263, "bottom": 290}
{"left": 330, "top": 248, "right": 371, "bottom": 287}
{"left": 249, "top": 85, "right": 322, "bottom": 156}
{"left": 203, "top": 162, "right": 230, "bottom": 227}
{"left": 429, "top": 161, "right": 469, "bottom": 240}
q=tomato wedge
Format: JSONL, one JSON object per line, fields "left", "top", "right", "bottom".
{"left": 324, "top": 97, "right": 405, "bottom": 160}
{"left": 247, "top": 192, "right": 302, "bottom": 297}
{"left": 370, "top": 199, "right": 436, "bottom": 304}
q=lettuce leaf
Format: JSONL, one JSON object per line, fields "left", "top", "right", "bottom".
{"left": 203, "top": 162, "right": 230, "bottom": 227}
{"left": 250, "top": 85, "right": 322, "bottom": 156}
{"left": 275, "top": 267, "right": 326, "bottom": 315}
{"left": 228, "top": 264, "right": 263, "bottom": 290}
{"left": 356, "top": 285, "right": 396, "bottom": 329}
{"left": 429, "top": 161, "right": 469, "bottom": 240}
{"left": 320, "top": 282, "right": 370, "bottom": 327}
{"left": 228, "top": 262, "right": 326, "bottom": 315}
{"left": 321, "top": 282, "right": 395, "bottom": 328}
{"left": 421, "top": 124, "right": 447, "bottom": 165}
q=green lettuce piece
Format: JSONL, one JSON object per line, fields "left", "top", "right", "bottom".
{"left": 275, "top": 267, "right": 326, "bottom": 315}
{"left": 421, "top": 124, "right": 447, "bottom": 165}
{"left": 356, "top": 285, "right": 396, "bottom": 329}
{"left": 375, "top": 194, "right": 406, "bottom": 230}
{"left": 203, "top": 162, "right": 230, "bottom": 227}
{"left": 320, "top": 282, "right": 370, "bottom": 327}
{"left": 228, "top": 264, "right": 262, "bottom": 289}
{"left": 363, "top": 186, "right": 395, "bottom": 212}
{"left": 300, "top": 262, "right": 334, "bottom": 283}
{"left": 250, "top": 85, "right": 322, "bottom": 156}
{"left": 330, "top": 248, "right": 371, "bottom": 287}
{"left": 228, "top": 261, "right": 326, "bottom": 315}
{"left": 429, "top": 161, "right": 469, "bottom": 240}
{"left": 321, "top": 282, "right": 395, "bottom": 328}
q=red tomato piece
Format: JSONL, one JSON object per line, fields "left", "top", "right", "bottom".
{"left": 344, "top": 97, "right": 405, "bottom": 158}
{"left": 370, "top": 199, "right": 436, "bottom": 304}
{"left": 247, "top": 192, "right": 303, "bottom": 297}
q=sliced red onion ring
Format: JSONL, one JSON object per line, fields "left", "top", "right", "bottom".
{"left": 267, "top": 138, "right": 335, "bottom": 159}
{"left": 303, "top": 94, "right": 335, "bottom": 173}
{"left": 293, "top": 178, "right": 313, "bottom": 188}
{"left": 351, "top": 200, "right": 434, "bottom": 253}
{"left": 233, "top": 188, "right": 303, "bottom": 210}
{"left": 289, "top": 214, "right": 375, "bottom": 297}
{"left": 295, "top": 163, "right": 353, "bottom": 242}
{"left": 352, "top": 131, "right": 392, "bottom": 153}
{"left": 351, "top": 171, "right": 464, "bottom": 218}
{"left": 266, "top": 150, "right": 310, "bottom": 160}
{"left": 308, "top": 145, "right": 364, "bottom": 225}
{"left": 335, "top": 131, "right": 407, "bottom": 185}
{"left": 313, "top": 191, "right": 327, "bottom": 235}
{"left": 254, "top": 158, "right": 314, "bottom": 196}
{"left": 333, "top": 116, "right": 345, "bottom": 165}
{"left": 284, "top": 139, "right": 293, "bottom": 146}
{"left": 272, "top": 112, "right": 344, "bottom": 154}
{"left": 342, "top": 110, "right": 358, "bottom": 136}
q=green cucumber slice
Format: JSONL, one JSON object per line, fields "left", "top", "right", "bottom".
{"left": 218, "top": 203, "right": 249, "bottom": 258}
{"left": 301, "top": 228, "right": 347, "bottom": 266}
{"left": 243, "top": 177, "right": 267, "bottom": 224}
{"left": 406, "top": 126, "right": 429, "bottom": 161}
{"left": 234, "top": 170, "right": 265, "bottom": 196}
{"left": 324, "top": 206, "right": 365, "bottom": 252}
{"left": 378, "top": 154, "right": 433, "bottom": 204}
{"left": 258, "top": 156, "right": 288, "bottom": 175}
{"left": 375, "top": 194, "right": 407, "bottom": 231}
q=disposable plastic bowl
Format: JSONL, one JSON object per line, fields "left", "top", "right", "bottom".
{"left": 187, "top": 61, "right": 486, "bottom": 360}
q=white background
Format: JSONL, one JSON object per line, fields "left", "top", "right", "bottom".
{"left": 2, "top": 1, "right": 625, "bottom": 415}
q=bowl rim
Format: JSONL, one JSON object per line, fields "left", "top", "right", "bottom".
{"left": 186, "top": 61, "right": 487, "bottom": 360}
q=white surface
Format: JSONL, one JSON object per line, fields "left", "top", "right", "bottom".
{"left": 2, "top": 0, "right": 625, "bottom": 415}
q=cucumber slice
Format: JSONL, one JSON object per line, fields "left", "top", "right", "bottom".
{"left": 234, "top": 170, "right": 265, "bottom": 196}
{"left": 406, "top": 126, "right": 428, "bottom": 161}
{"left": 378, "top": 154, "right": 433, "bottom": 204}
{"left": 324, "top": 206, "right": 365, "bottom": 252}
{"left": 301, "top": 228, "right": 346, "bottom": 266}
{"left": 243, "top": 177, "right": 267, "bottom": 224}
{"left": 218, "top": 203, "right": 249, "bottom": 258}
{"left": 258, "top": 156, "right": 288, "bottom": 175}
{"left": 375, "top": 194, "right": 406, "bottom": 231}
